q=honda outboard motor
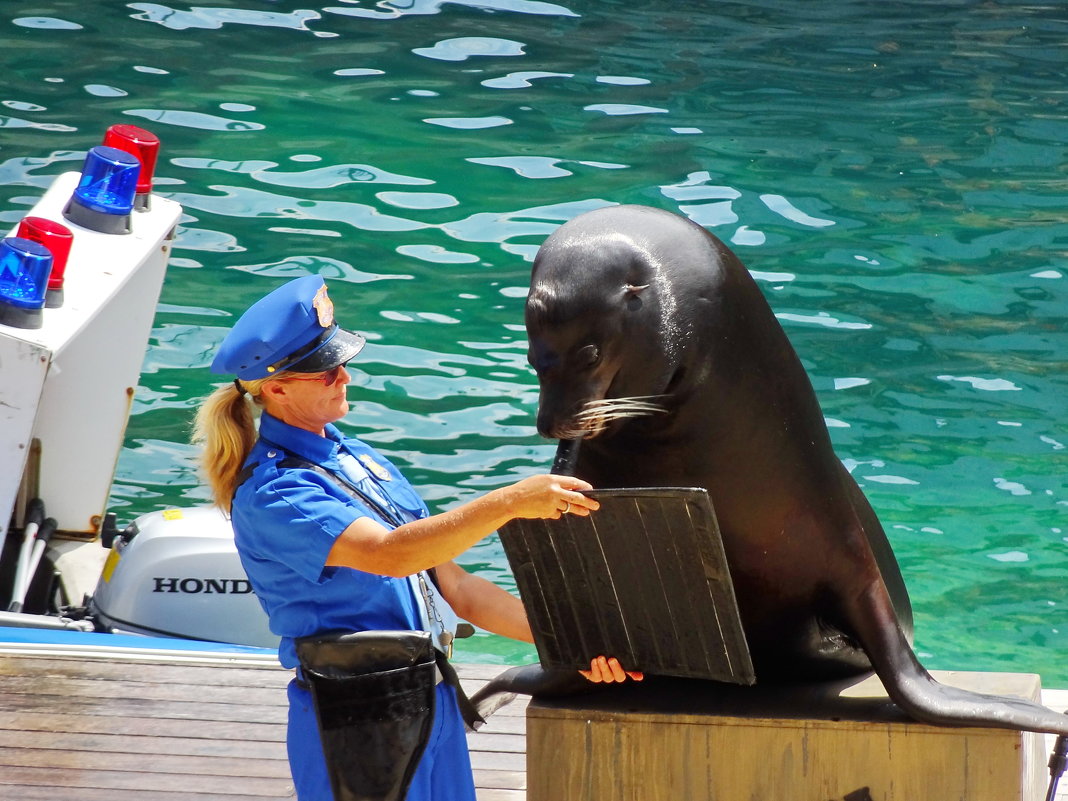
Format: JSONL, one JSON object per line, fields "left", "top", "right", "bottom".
{"left": 90, "top": 505, "right": 278, "bottom": 649}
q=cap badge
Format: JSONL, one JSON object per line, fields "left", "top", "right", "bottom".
{"left": 358, "top": 453, "right": 392, "bottom": 481}
{"left": 312, "top": 284, "right": 335, "bottom": 328}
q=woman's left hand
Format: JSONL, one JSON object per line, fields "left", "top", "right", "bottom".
{"left": 580, "top": 655, "right": 644, "bottom": 683}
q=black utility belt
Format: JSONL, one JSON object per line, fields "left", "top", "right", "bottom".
{"left": 294, "top": 660, "right": 445, "bottom": 689}
{"left": 293, "top": 629, "right": 483, "bottom": 731}
{"left": 295, "top": 629, "right": 438, "bottom": 686}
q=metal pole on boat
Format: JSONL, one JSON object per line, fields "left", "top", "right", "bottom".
{"left": 9, "top": 516, "right": 56, "bottom": 614}
{"left": 8, "top": 498, "right": 44, "bottom": 612}
{"left": 0, "top": 610, "right": 92, "bottom": 631}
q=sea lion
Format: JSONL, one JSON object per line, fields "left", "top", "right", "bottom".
{"left": 474, "top": 204, "right": 1068, "bottom": 736}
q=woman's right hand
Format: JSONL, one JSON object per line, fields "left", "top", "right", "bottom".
{"left": 581, "top": 655, "right": 644, "bottom": 683}
{"left": 499, "top": 473, "right": 599, "bottom": 520}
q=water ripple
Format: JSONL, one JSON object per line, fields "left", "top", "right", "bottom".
{"left": 85, "top": 85, "right": 128, "bottom": 98}
{"left": 124, "top": 109, "right": 265, "bottom": 132}
{"left": 232, "top": 255, "right": 414, "bottom": 285}
{"left": 335, "top": 68, "right": 386, "bottom": 78}
{"left": 760, "top": 194, "right": 836, "bottom": 228}
{"left": 12, "top": 16, "right": 82, "bottom": 29}
{"left": 413, "top": 37, "right": 526, "bottom": 62}
{"left": 776, "top": 311, "right": 873, "bottom": 331}
{"left": 128, "top": 3, "right": 325, "bottom": 33}
{"left": 377, "top": 192, "right": 458, "bottom": 209}
{"left": 0, "top": 116, "right": 76, "bottom": 133}
{"left": 325, "top": 0, "right": 578, "bottom": 21}
{"left": 937, "top": 375, "right": 1022, "bottom": 392}
{"left": 596, "top": 76, "right": 651, "bottom": 86}
{"left": 468, "top": 156, "right": 626, "bottom": 179}
{"left": 481, "top": 71, "right": 573, "bottom": 89}
{"left": 253, "top": 164, "right": 434, "bottom": 189}
{"left": 583, "top": 103, "right": 668, "bottom": 116}
{"left": 424, "top": 116, "right": 513, "bottom": 129}
{"left": 2, "top": 101, "right": 46, "bottom": 112}
{"left": 167, "top": 186, "right": 429, "bottom": 233}
{"left": 396, "top": 244, "right": 479, "bottom": 264}
{"left": 438, "top": 199, "right": 610, "bottom": 252}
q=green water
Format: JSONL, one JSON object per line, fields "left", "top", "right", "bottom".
{"left": 2, "top": 1, "right": 1065, "bottom": 679}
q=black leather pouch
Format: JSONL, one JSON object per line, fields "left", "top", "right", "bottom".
{"left": 296, "top": 630, "right": 437, "bottom": 801}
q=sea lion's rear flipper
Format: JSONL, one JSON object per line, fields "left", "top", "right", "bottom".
{"left": 851, "top": 582, "right": 1068, "bottom": 736}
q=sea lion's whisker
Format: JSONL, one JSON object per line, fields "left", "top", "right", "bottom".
{"left": 583, "top": 394, "right": 666, "bottom": 407}
{"left": 574, "top": 396, "right": 667, "bottom": 425}
{"left": 559, "top": 427, "right": 591, "bottom": 439}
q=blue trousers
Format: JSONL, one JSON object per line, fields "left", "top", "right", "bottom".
{"left": 287, "top": 678, "right": 477, "bottom": 801}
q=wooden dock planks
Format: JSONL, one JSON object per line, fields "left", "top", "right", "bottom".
{"left": 0, "top": 651, "right": 527, "bottom": 800}
{"left": 2, "top": 647, "right": 1065, "bottom": 801}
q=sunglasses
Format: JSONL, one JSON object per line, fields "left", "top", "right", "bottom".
{"left": 278, "top": 363, "right": 348, "bottom": 387}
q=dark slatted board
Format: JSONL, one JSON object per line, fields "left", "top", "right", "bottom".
{"left": 499, "top": 488, "right": 755, "bottom": 684}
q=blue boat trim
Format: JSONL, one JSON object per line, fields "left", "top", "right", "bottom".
{"left": 0, "top": 625, "right": 278, "bottom": 659}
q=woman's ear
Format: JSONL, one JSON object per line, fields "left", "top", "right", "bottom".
{"left": 259, "top": 379, "right": 288, "bottom": 406}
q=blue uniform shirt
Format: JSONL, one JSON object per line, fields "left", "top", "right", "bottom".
{"left": 231, "top": 412, "right": 430, "bottom": 668}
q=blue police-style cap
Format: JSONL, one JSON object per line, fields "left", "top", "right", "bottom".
{"left": 210, "top": 275, "right": 366, "bottom": 380}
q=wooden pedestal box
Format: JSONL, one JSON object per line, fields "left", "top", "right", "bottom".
{"left": 526, "top": 670, "right": 1047, "bottom": 801}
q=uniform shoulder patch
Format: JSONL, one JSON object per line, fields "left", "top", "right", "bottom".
{"left": 358, "top": 453, "right": 392, "bottom": 481}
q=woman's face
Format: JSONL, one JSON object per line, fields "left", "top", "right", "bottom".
{"left": 261, "top": 364, "right": 352, "bottom": 434}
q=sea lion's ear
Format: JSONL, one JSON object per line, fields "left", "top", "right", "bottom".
{"left": 624, "top": 284, "right": 649, "bottom": 296}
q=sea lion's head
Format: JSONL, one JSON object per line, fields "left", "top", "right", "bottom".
{"left": 524, "top": 211, "right": 697, "bottom": 440}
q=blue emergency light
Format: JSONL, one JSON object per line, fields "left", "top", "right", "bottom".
{"left": 62, "top": 145, "right": 141, "bottom": 234}
{"left": 0, "top": 236, "right": 53, "bottom": 329}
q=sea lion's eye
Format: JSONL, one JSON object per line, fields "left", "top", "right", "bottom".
{"left": 623, "top": 283, "right": 648, "bottom": 310}
{"left": 578, "top": 344, "right": 600, "bottom": 366}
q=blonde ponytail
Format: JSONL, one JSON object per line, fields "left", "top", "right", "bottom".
{"left": 192, "top": 378, "right": 271, "bottom": 512}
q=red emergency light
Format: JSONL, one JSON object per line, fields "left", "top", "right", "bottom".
{"left": 103, "top": 124, "right": 160, "bottom": 209}
{"left": 16, "top": 216, "right": 73, "bottom": 308}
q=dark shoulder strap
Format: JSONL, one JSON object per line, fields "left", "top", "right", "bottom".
{"left": 230, "top": 461, "right": 260, "bottom": 510}
{"left": 231, "top": 445, "right": 407, "bottom": 529}
{"left": 234, "top": 461, "right": 259, "bottom": 491}
{"left": 278, "top": 456, "right": 408, "bottom": 529}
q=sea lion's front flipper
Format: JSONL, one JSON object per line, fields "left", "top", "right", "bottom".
{"left": 840, "top": 463, "right": 913, "bottom": 639}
